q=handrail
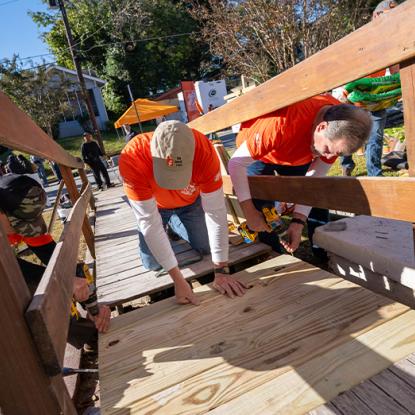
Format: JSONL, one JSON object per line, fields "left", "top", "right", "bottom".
{"left": 222, "top": 175, "right": 415, "bottom": 223}
{"left": 25, "top": 184, "right": 92, "bottom": 376}
{"left": 189, "top": 1, "right": 415, "bottom": 134}
{"left": 0, "top": 91, "right": 83, "bottom": 168}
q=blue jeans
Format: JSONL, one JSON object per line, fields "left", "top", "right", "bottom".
{"left": 341, "top": 109, "right": 387, "bottom": 176}
{"left": 247, "top": 161, "right": 328, "bottom": 257}
{"left": 138, "top": 197, "right": 210, "bottom": 270}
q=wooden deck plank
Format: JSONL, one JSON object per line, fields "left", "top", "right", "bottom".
{"left": 99, "top": 256, "right": 415, "bottom": 414}
{"left": 351, "top": 380, "right": 411, "bottom": 415}
{"left": 94, "top": 187, "right": 271, "bottom": 306}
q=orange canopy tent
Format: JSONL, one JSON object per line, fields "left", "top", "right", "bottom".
{"left": 114, "top": 98, "right": 179, "bottom": 128}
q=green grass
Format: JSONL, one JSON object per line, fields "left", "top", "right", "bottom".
{"left": 57, "top": 125, "right": 155, "bottom": 158}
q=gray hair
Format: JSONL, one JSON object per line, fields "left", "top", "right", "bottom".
{"left": 323, "top": 104, "right": 373, "bottom": 154}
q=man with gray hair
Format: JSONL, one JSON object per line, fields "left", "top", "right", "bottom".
{"left": 228, "top": 95, "right": 372, "bottom": 258}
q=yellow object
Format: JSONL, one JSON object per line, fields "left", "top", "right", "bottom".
{"left": 114, "top": 99, "right": 179, "bottom": 128}
{"left": 70, "top": 302, "right": 79, "bottom": 319}
{"left": 83, "top": 263, "right": 94, "bottom": 285}
{"left": 238, "top": 222, "right": 258, "bottom": 244}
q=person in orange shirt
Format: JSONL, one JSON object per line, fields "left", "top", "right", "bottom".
{"left": 229, "top": 96, "right": 372, "bottom": 257}
{"left": 119, "top": 120, "right": 247, "bottom": 305}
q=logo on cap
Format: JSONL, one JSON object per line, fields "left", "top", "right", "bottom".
{"left": 166, "top": 155, "right": 174, "bottom": 167}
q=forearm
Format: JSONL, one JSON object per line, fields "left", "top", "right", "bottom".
{"left": 228, "top": 141, "right": 255, "bottom": 203}
{"left": 201, "top": 188, "right": 229, "bottom": 265}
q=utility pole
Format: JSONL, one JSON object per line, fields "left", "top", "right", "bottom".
{"left": 55, "top": 0, "right": 106, "bottom": 154}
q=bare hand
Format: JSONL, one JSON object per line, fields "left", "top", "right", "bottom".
{"left": 73, "top": 277, "right": 90, "bottom": 302}
{"left": 174, "top": 278, "right": 200, "bottom": 306}
{"left": 281, "top": 223, "right": 304, "bottom": 254}
{"left": 213, "top": 274, "right": 248, "bottom": 298}
{"left": 245, "top": 209, "right": 271, "bottom": 233}
{"left": 88, "top": 305, "right": 111, "bottom": 333}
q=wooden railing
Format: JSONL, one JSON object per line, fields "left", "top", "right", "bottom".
{"left": 191, "top": 0, "right": 415, "bottom": 221}
{"left": 0, "top": 91, "right": 96, "bottom": 413}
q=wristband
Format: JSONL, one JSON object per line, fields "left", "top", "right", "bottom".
{"left": 291, "top": 218, "right": 306, "bottom": 226}
{"left": 214, "top": 266, "right": 230, "bottom": 275}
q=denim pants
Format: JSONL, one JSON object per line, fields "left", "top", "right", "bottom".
{"left": 138, "top": 197, "right": 210, "bottom": 270}
{"left": 340, "top": 109, "right": 387, "bottom": 176}
{"left": 247, "top": 161, "right": 329, "bottom": 256}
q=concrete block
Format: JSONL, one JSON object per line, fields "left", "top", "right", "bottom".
{"left": 314, "top": 216, "right": 415, "bottom": 288}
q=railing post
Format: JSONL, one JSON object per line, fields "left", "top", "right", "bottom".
{"left": 59, "top": 165, "right": 96, "bottom": 258}
{"left": 78, "top": 167, "right": 96, "bottom": 211}
{"left": 401, "top": 57, "right": 415, "bottom": 177}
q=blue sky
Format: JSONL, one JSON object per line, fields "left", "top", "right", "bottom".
{"left": 0, "top": 0, "right": 55, "bottom": 67}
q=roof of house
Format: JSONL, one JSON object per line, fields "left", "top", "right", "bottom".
{"left": 45, "top": 65, "right": 106, "bottom": 85}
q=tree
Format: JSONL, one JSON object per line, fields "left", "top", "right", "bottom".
{"left": 0, "top": 57, "right": 72, "bottom": 137}
{"left": 31, "top": 0, "right": 212, "bottom": 115}
{"left": 186, "top": 0, "right": 377, "bottom": 84}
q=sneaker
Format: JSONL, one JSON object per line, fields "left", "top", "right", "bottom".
{"left": 342, "top": 167, "right": 354, "bottom": 176}
{"left": 107, "top": 183, "right": 115, "bottom": 188}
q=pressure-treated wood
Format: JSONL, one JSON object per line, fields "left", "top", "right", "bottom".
{"left": 25, "top": 185, "right": 91, "bottom": 377}
{"left": 0, "top": 229, "right": 65, "bottom": 414}
{"left": 99, "top": 255, "right": 415, "bottom": 414}
{"left": 60, "top": 164, "right": 96, "bottom": 258}
{"left": 189, "top": 1, "right": 415, "bottom": 134}
{"left": 222, "top": 175, "right": 415, "bottom": 222}
{"left": 0, "top": 91, "right": 83, "bottom": 168}
{"left": 401, "top": 57, "right": 415, "bottom": 177}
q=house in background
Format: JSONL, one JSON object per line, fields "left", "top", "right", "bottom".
{"left": 46, "top": 65, "right": 109, "bottom": 138}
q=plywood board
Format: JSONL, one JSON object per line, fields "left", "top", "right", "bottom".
{"left": 99, "top": 255, "right": 415, "bottom": 414}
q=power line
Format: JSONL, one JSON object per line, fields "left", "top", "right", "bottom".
{"left": 0, "top": 0, "right": 20, "bottom": 7}
{"left": 6, "top": 31, "right": 199, "bottom": 63}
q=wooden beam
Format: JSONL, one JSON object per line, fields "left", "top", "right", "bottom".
{"left": 401, "top": 57, "right": 415, "bottom": 177}
{"left": 60, "top": 165, "right": 95, "bottom": 258}
{"left": 25, "top": 184, "right": 92, "bottom": 376}
{"left": 222, "top": 175, "right": 415, "bottom": 222}
{"left": 0, "top": 91, "right": 83, "bottom": 168}
{"left": 0, "top": 229, "right": 63, "bottom": 414}
{"left": 188, "top": 1, "right": 415, "bottom": 133}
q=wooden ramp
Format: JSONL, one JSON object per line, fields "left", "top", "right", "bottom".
{"left": 99, "top": 255, "right": 415, "bottom": 414}
{"left": 95, "top": 186, "right": 271, "bottom": 306}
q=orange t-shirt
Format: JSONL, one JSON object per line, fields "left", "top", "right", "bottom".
{"left": 236, "top": 95, "right": 340, "bottom": 166}
{"left": 119, "top": 129, "right": 222, "bottom": 209}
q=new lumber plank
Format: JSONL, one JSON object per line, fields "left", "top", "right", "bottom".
{"left": 25, "top": 185, "right": 91, "bottom": 377}
{"left": 0, "top": 91, "right": 82, "bottom": 168}
{"left": 222, "top": 175, "right": 415, "bottom": 223}
{"left": 188, "top": 1, "right": 415, "bottom": 134}
{"left": 99, "top": 256, "right": 415, "bottom": 414}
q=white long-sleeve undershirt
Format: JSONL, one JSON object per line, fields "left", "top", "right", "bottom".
{"left": 228, "top": 141, "right": 332, "bottom": 218}
{"left": 129, "top": 187, "right": 228, "bottom": 272}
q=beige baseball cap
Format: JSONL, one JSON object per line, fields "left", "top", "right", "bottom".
{"left": 151, "top": 120, "right": 195, "bottom": 190}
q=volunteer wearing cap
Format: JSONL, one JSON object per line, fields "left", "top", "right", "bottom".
{"left": 0, "top": 173, "right": 111, "bottom": 335}
{"left": 228, "top": 99, "right": 372, "bottom": 256}
{"left": 119, "top": 120, "right": 247, "bottom": 305}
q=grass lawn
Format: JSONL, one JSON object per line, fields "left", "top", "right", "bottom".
{"left": 57, "top": 124, "right": 155, "bottom": 158}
